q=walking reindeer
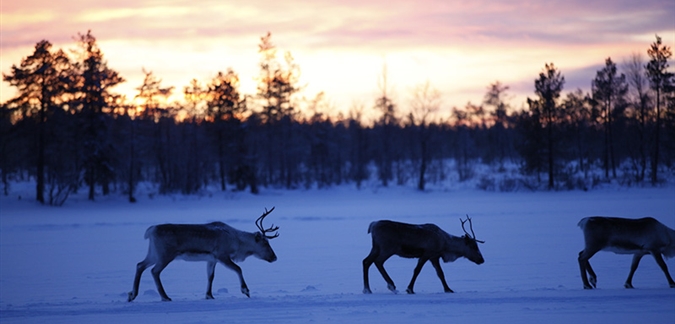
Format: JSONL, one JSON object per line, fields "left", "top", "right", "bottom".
{"left": 578, "top": 216, "right": 675, "bottom": 289}
{"left": 363, "top": 216, "right": 485, "bottom": 294}
{"left": 128, "top": 207, "right": 279, "bottom": 301}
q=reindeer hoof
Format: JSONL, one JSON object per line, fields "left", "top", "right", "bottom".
{"left": 363, "top": 288, "right": 372, "bottom": 294}
{"left": 206, "top": 294, "right": 215, "bottom": 299}
{"left": 444, "top": 288, "right": 454, "bottom": 293}
{"left": 624, "top": 283, "right": 634, "bottom": 289}
{"left": 161, "top": 297, "right": 172, "bottom": 302}
{"left": 583, "top": 285, "right": 593, "bottom": 290}
{"left": 241, "top": 288, "right": 250, "bottom": 298}
{"left": 405, "top": 288, "right": 414, "bottom": 294}
{"left": 670, "top": 283, "right": 675, "bottom": 288}
{"left": 127, "top": 292, "right": 136, "bottom": 302}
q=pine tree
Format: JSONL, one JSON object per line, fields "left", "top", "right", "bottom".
{"left": 3, "top": 40, "right": 73, "bottom": 203}
{"left": 645, "top": 35, "right": 673, "bottom": 185}
{"left": 592, "top": 58, "right": 627, "bottom": 180}
{"left": 73, "top": 31, "right": 125, "bottom": 200}
{"left": 534, "top": 63, "right": 565, "bottom": 189}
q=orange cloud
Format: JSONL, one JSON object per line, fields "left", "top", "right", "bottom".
{"left": 1, "top": 0, "right": 673, "bottom": 114}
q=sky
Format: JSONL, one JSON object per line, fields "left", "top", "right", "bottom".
{"left": 1, "top": 0, "right": 674, "bottom": 118}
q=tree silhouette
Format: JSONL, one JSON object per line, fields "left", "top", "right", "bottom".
{"left": 205, "top": 69, "right": 246, "bottom": 191}
{"left": 483, "top": 81, "right": 512, "bottom": 167}
{"left": 73, "top": 30, "right": 125, "bottom": 200}
{"left": 256, "top": 32, "right": 302, "bottom": 188}
{"left": 534, "top": 63, "right": 565, "bottom": 189}
{"left": 645, "top": 35, "right": 673, "bottom": 185}
{"left": 3, "top": 40, "right": 73, "bottom": 203}
{"left": 374, "top": 63, "right": 398, "bottom": 187}
{"left": 409, "top": 81, "right": 440, "bottom": 190}
{"left": 135, "top": 69, "right": 174, "bottom": 121}
{"left": 623, "top": 53, "right": 651, "bottom": 182}
{"left": 592, "top": 57, "right": 627, "bottom": 180}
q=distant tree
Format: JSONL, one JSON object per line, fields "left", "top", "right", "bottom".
{"left": 135, "top": 69, "right": 174, "bottom": 121}
{"left": 409, "top": 81, "right": 440, "bottom": 190}
{"left": 592, "top": 57, "right": 627, "bottom": 180}
{"left": 451, "top": 105, "right": 476, "bottom": 182}
{"left": 623, "top": 53, "right": 651, "bottom": 182}
{"left": 183, "top": 78, "right": 207, "bottom": 120}
{"left": 256, "top": 32, "right": 302, "bottom": 188}
{"left": 516, "top": 99, "right": 546, "bottom": 184}
{"left": 134, "top": 69, "right": 174, "bottom": 193}
{"left": 72, "top": 30, "right": 125, "bottom": 200}
{"left": 533, "top": 63, "right": 565, "bottom": 189}
{"left": 347, "top": 104, "right": 369, "bottom": 188}
{"left": 482, "top": 81, "right": 512, "bottom": 167}
{"left": 205, "top": 69, "right": 246, "bottom": 191}
{"left": 0, "top": 102, "right": 20, "bottom": 195}
{"left": 374, "top": 63, "right": 398, "bottom": 187}
{"left": 645, "top": 35, "right": 673, "bottom": 185}
{"left": 3, "top": 40, "right": 73, "bottom": 203}
{"left": 560, "top": 89, "right": 595, "bottom": 178}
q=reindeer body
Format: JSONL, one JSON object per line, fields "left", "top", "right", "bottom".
{"left": 128, "top": 208, "right": 279, "bottom": 302}
{"left": 578, "top": 216, "right": 675, "bottom": 289}
{"left": 363, "top": 218, "right": 484, "bottom": 294}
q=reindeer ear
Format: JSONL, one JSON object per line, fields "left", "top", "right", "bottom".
{"left": 254, "top": 232, "right": 262, "bottom": 242}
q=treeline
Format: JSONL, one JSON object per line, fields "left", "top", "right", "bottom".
{"left": 1, "top": 32, "right": 674, "bottom": 205}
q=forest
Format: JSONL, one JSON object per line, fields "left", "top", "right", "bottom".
{"left": 1, "top": 31, "right": 674, "bottom": 205}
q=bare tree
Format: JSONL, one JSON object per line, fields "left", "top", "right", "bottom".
{"left": 409, "top": 81, "right": 440, "bottom": 190}
{"left": 623, "top": 53, "right": 651, "bottom": 182}
{"left": 374, "top": 63, "right": 398, "bottom": 186}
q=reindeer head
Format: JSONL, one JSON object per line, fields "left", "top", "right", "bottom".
{"left": 253, "top": 207, "right": 279, "bottom": 262}
{"left": 460, "top": 215, "right": 485, "bottom": 265}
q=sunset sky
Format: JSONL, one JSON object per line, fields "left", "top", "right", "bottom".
{"left": 1, "top": 0, "right": 673, "bottom": 118}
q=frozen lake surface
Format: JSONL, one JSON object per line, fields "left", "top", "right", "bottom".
{"left": 1, "top": 184, "right": 674, "bottom": 323}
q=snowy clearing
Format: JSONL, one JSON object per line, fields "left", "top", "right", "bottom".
{"left": 1, "top": 184, "right": 674, "bottom": 323}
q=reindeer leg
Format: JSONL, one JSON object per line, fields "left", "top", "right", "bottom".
{"left": 206, "top": 260, "right": 216, "bottom": 299}
{"left": 406, "top": 258, "right": 428, "bottom": 294}
{"left": 219, "top": 257, "right": 250, "bottom": 297}
{"left": 128, "top": 257, "right": 154, "bottom": 302}
{"left": 362, "top": 247, "right": 379, "bottom": 294}
{"left": 374, "top": 255, "right": 397, "bottom": 293}
{"left": 585, "top": 259, "right": 598, "bottom": 288}
{"left": 625, "top": 253, "right": 644, "bottom": 289}
{"left": 430, "top": 258, "right": 453, "bottom": 293}
{"left": 578, "top": 249, "right": 598, "bottom": 289}
{"left": 651, "top": 252, "right": 675, "bottom": 288}
{"left": 150, "top": 259, "right": 173, "bottom": 301}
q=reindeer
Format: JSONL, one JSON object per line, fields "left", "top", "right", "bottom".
{"left": 128, "top": 207, "right": 279, "bottom": 302}
{"left": 363, "top": 216, "right": 485, "bottom": 294}
{"left": 578, "top": 216, "right": 675, "bottom": 289}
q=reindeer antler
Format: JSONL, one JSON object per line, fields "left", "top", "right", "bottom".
{"left": 256, "top": 207, "right": 279, "bottom": 239}
{"left": 460, "top": 215, "right": 485, "bottom": 244}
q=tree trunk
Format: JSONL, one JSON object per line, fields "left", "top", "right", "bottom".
{"left": 651, "top": 89, "right": 661, "bottom": 185}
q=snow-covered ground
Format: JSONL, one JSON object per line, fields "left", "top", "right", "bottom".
{"left": 1, "top": 183, "right": 674, "bottom": 323}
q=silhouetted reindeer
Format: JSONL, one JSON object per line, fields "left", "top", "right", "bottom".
{"left": 128, "top": 207, "right": 279, "bottom": 301}
{"left": 363, "top": 216, "right": 485, "bottom": 294}
{"left": 578, "top": 216, "right": 675, "bottom": 289}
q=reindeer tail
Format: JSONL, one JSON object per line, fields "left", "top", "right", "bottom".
{"left": 367, "top": 221, "right": 376, "bottom": 234}
{"left": 577, "top": 217, "right": 590, "bottom": 229}
{"left": 144, "top": 225, "right": 156, "bottom": 239}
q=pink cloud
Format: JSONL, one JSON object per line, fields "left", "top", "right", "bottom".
{"left": 2, "top": 0, "right": 673, "bottom": 109}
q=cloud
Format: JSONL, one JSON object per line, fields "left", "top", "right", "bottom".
{"left": 2, "top": 0, "right": 674, "bottom": 110}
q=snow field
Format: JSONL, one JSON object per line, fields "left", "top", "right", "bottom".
{"left": 1, "top": 185, "right": 674, "bottom": 323}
